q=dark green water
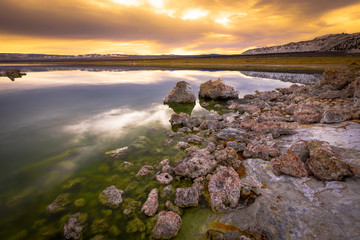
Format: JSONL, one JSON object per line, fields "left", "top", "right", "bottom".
{"left": 0, "top": 68, "right": 319, "bottom": 239}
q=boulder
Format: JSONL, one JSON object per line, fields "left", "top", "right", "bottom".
{"left": 169, "top": 113, "right": 192, "bottom": 128}
{"left": 164, "top": 81, "right": 196, "bottom": 104}
{"left": 306, "top": 141, "right": 354, "bottom": 181}
{"left": 208, "top": 166, "right": 241, "bottom": 212}
{"left": 173, "top": 148, "right": 217, "bottom": 179}
{"left": 294, "top": 105, "right": 322, "bottom": 124}
{"left": 174, "top": 187, "right": 199, "bottom": 207}
{"left": 215, "top": 147, "right": 241, "bottom": 169}
{"left": 289, "top": 141, "right": 309, "bottom": 162}
{"left": 320, "top": 109, "right": 347, "bottom": 124}
{"left": 271, "top": 149, "right": 308, "bottom": 177}
{"left": 243, "top": 143, "right": 280, "bottom": 161}
{"left": 199, "top": 78, "right": 239, "bottom": 100}
{"left": 141, "top": 188, "right": 159, "bottom": 216}
{"left": 99, "top": 186, "right": 124, "bottom": 208}
{"left": 156, "top": 173, "right": 173, "bottom": 185}
{"left": 187, "top": 134, "right": 204, "bottom": 144}
{"left": 64, "top": 213, "right": 87, "bottom": 240}
{"left": 152, "top": 211, "right": 182, "bottom": 239}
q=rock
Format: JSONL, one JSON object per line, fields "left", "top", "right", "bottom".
{"left": 251, "top": 121, "right": 295, "bottom": 138}
{"left": 206, "top": 141, "right": 217, "bottom": 152}
{"left": 174, "top": 187, "right": 199, "bottom": 207}
{"left": 161, "top": 185, "right": 174, "bottom": 199}
{"left": 354, "top": 76, "right": 360, "bottom": 98}
{"left": 289, "top": 140, "right": 309, "bottom": 162}
{"left": 165, "top": 201, "right": 182, "bottom": 215}
{"left": 125, "top": 181, "right": 139, "bottom": 192}
{"left": 123, "top": 199, "right": 141, "bottom": 216}
{"left": 176, "top": 141, "right": 189, "bottom": 149}
{"left": 160, "top": 159, "right": 170, "bottom": 166}
{"left": 243, "top": 142, "right": 280, "bottom": 161}
{"left": 208, "top": 166, "right": 241, "bottom": 212}
{"left": 306, "top": 141, "right": 354, "bottom": 181}
{"left": 91, "top": 219, "right": 110, "bottom": 234}
{"left": 161, "top": 164, "right": 174, "bottom": 174}
{"left": 215, "top": 128, "right": 245, "bottom": 141}
{"left": 46, "top": 193, "right": 71, "bottom": 214}
{"left": 64, "top": 213, "right": 87, "bottom": 240}
{"left": 187, "top": 134, "right": 204, "bottom": 144}
{"left": 173, "top": 148, "right": 217, "bottom": 179}
{"left": 156, "top": 173, "right": 173, "bottom": 185}
{"left": 74, "top": 198, "right": 86, "bottom": 207}
{"left": 294, "top": 105, "right": 322, "bottom": 124}
{"left": 105, "top": 146, "right": 128, "bottom": 158}
{"left": 152, "top": 211, "right": 182, "bottom": 239}
{"left": 215, "top": 147, "right": 242, "bottom": 169}
{"left": 99, "top": 186, "right": 124, "bottom": 208}
{"left": 163, "top": 81, "right": 196, "bottom": 104}
{"left": 199, "top": 78, "right": 239, "bottom": 100}
{"left": 320, "top": 109, "right": 347, "bottom": 123}
{"left": 126, "top": 217, "right": 146, "bottom": 234}
{"left": 228, "top": 103, "right": 260, "bottom": 114}
{"left": 320, "top": 66, "right": 359, "bottom": 91}
{"left": 141, "top": 188, "right": 159, "bottom": 216}
{"left": 3, "top": 69, "right": 26, "bottom": 81}
{"left": 271, "top": 149, "right": 308, "bottom": 177}
{"left": 136, "top": 165, "right": 154, "bottom": 177}
{"left": 169, "top": 113, "right": 192, "bottom": 128}
{"left": 225, "top": 141, "right": 246, "bottom": 152}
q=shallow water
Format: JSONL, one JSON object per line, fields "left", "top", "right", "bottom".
{"left": 0, "top": 68, "right": 320, "bottom": 239}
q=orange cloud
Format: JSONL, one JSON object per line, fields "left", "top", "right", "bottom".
{"left": 0, "top": 0, "right": 359, "bottom": 54}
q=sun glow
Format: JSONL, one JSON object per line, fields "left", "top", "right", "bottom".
{"left": 182, "top": 9, "right": 209, "bottom": 20}
{"left": 111, "top": 0, "right": 141, "bottom": 7}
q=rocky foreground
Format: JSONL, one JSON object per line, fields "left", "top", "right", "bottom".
{"left": 52, "top": 64, "right": 360, "bottom": 239}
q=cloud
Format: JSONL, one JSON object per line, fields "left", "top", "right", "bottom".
{"left": 0, "top": 0, "right": 359, "bottom": 54}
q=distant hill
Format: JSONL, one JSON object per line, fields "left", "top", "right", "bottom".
{"left": 242, "top": 33, "right": 360, "bottom": 55}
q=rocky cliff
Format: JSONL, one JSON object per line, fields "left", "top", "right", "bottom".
{"left": 243, "top": 33, "right": 360, "bottom": 55}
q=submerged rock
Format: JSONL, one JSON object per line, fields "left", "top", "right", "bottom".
{"left": 64, "top": 213, "right": 87, "bottom": 240}
{"left": 136, "top": 165, "right": 154, "bottom": 177}
{"left": 199, "top": 78, "right": 239, "bottom": 100}
{"left": 164, "top": 81, "right": 196, "bottom": 104}
{"left": 105, "top": 146, "right": 128, "bottom": 158}
{"left": 142, "top": 188, "right": 159, "bottom": 216}
{"left": 271, "top": 149, "right": 308, "bottom": 177}
{"left": 46, "top": 193, "right": 71, "bottom": 214}
{"left": 126, "top": 217, "right": 146, "bottom": 234}
{"left": 152, "top": 211, "right": 182, "bottom": 239}
{"left": 99, "top": 186, "right": 124, "bottom": 208}
{"left": 175, "top": 187, "right": 199, "bottom": 208}
{"left": 208, "top": 166, "right": 241, "bottom": 212}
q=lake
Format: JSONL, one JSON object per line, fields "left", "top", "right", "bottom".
{"left": 0, "top": 67, "right": 321, "bottom": 239}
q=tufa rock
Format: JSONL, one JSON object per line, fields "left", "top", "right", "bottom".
{"left": 174, "top": 187, "right": 199, "bottom": 208}
{"left": 164, "top": 81, "right": 196, "bottom": 104}
{"left": 156, "top": 173, "right": 173, "bottom": 185}
{"left": 99, "top": 186, "right": 124, "bottom": 208}
{"left": 152, "top": 211, "right": 182, "bottom": 239}
{"left": 271, "top": 149, "right": 308, "bottom": 177}
{"left": 64, "top": 213, "right": 87, "bottom": 240}
{"left": 142, "top": 188, "right": 159, "bottom": 216}
{"left": 199, "top": 78, "right": 239, "bottom": 100}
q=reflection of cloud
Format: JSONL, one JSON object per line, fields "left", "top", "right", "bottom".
{"left": 63, "top": 104, "right": 172, "bottom": 143}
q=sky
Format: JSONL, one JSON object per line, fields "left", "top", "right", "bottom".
{"left": 0, "top": 0, "right": 359, "bottom": 55}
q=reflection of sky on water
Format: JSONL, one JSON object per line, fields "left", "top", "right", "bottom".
{"left": 0, "top": 69, "right": 300, "bottom": 191}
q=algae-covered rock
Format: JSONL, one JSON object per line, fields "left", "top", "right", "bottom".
{"left": 136, "top": 165, "right": 154, "bottom": 177}
{"left": 163, "top": 81, "right": 196, "bottom": 104}
{"left": 91, "top": 219, "right": 110, "bottom": 234}
{"left": 46, "top": 193, "right": 71, "bottom": 214}
{"left": 152, "top": 211, "right": 182, "bottom": 239}
{"left": 74, "top": 198, "right": 86, "bottom": 207}
{"left": 64, "top": 213, "right": 87, "bottom": 240}
{"left": 62, "top": 177, "right": 85, "bottom": 189}
{"left": 126, "top": 217, "right": 146, "bottom": 234}
{"left": 125, "top": 181, "right": 139, "bottom": 192}
{"left": 109, "top": 225, "right": 121, "bottom": 237}
{"left": 105, "top": 146, "right": 129, "bottom": 158}
{"left": 142, "top": 188, "right": 159, "bottom": 216}
{"left": 199, "top": 78, "right": 239, "bottom": 100}
{"left": 99, "top": 185, "right": 124, "bottom": 208}
{"left": 123, "top": 199, "right": 141, "bottom": 216}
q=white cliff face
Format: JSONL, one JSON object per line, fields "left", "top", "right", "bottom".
{"left": 243, "top": 33, "right": 360, "bottom": 55}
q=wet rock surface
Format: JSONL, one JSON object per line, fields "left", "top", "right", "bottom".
{"left": 63, "top": 213, "right": 87, "bottom": 240}
{"left": 152, "top": 211, "right": 182, "bottom": 239}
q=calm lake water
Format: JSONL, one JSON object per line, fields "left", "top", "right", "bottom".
{"left": 0, "top": 68, "right": 321, "bottom": 239}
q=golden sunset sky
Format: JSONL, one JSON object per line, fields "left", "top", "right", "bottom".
{"left": 0, "top": 0, "right": 359, "bottom": 55}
